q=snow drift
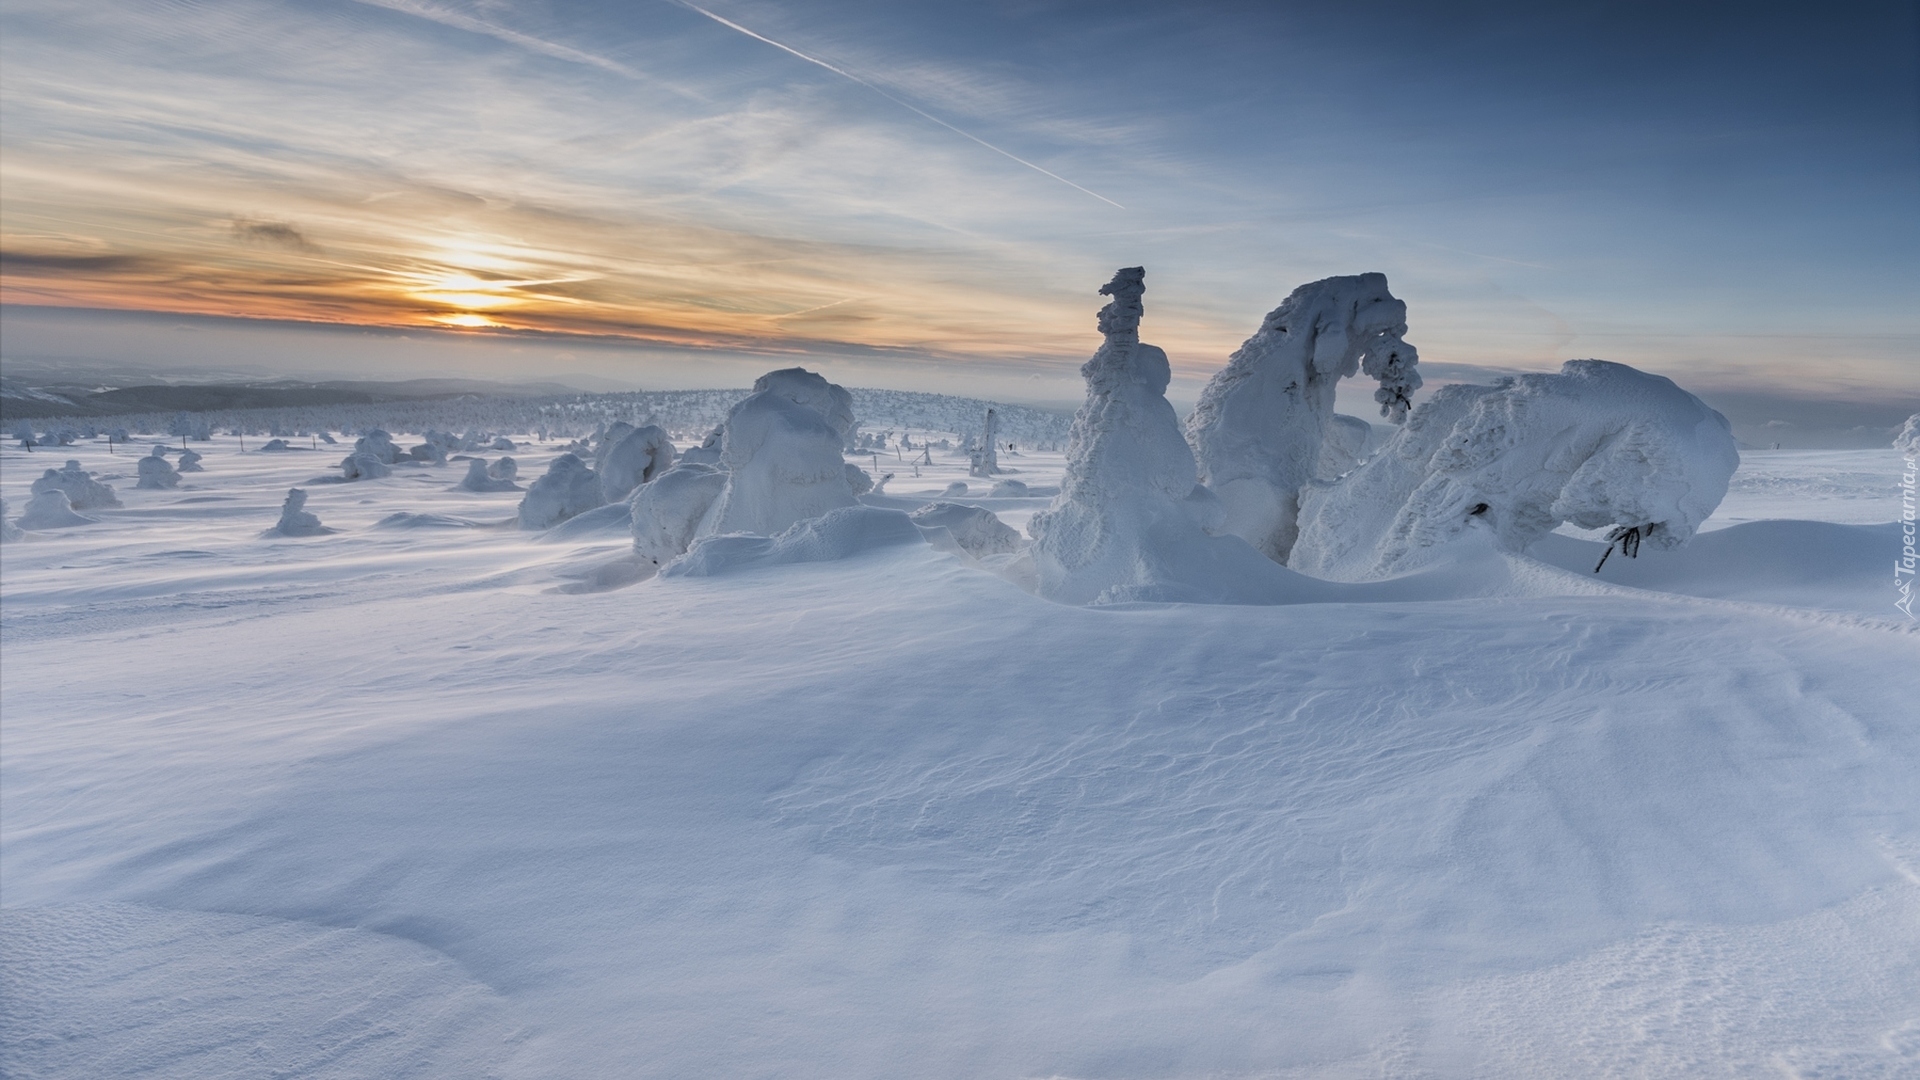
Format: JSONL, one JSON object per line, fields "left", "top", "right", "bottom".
{"left": 0, "top": 498, "right": 20, "bottom": 542}
{"left": 663, "top": 505, "right": 922, "bottom": 578}
{"left": 1026, "top": 268, "right": 1319, "bottom": 605}
{"left": 1291, "top": 360, "right": 1739, "bottom": 580}
{"left": 1185, "top": 272, "right": 1421, "bottom": 561}
{"left": 909, "top": 502, "right": 1023, "bottom": 559}
{"left": 31, "top": 460, "right": 120, "bottom": 510}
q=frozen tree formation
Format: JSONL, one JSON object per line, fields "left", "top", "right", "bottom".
{"left": 1895, "top": 414, "right": 1920, "bottom": 456}
{"left": 630, "top": 462, "right": 729, "bottom": 567}
{"left": 629, "top": 367, "right": 862, "bottom": 567}
{"left": 0, "top": 498, "right": 21, "bottom": 542}
{"left": 596, "top": 423, "right": 677, "bottom": 502}
{"left": 1291, "top": 360, "right": 1739, "bottom": 580}
{"left": 969, "top": 408, "right": 1000, "bottom": 477}
{"left": 136, "top": 446, "right": 182, "bottom": 489}
{"left": 1027, "top": 268, "right": 1310, "bottom": 605}
{"left": 457, "top": 458, "right": 521, "bottom": 492}
{"left": 31, "top": 460, "right": 120, "bottom": 509}
{"left": 17, "top": 490, "right": 96, "bottom": 529}
{"left": 910, "top": 502, "right": 1023, "bottom": 559}
{"left": 352, "top": 430, "right": 403, "bottom": 464}
{"left": 1185, "top": 273, "right": 1421, "bottom": 561}
{"left": 177, "top": 448, "right": 204, "bottom": 472}
{"left": 517, "top": 453, "right": 605, "bottom": 530}
{"left": 488, "top": 456, "right": 517, "bottom": 482}
{"left": 267, "top": 488, "right": 332, "bottom": 537}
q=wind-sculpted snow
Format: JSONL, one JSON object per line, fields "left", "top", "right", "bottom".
{"left": 1186, "top": 272, "right": 1420, "bottom": 561}
{"left": 175, "top": 448, "right": 203, "bottom": 472}
{"left": 516, "top": 453, "right": 604, "bottom": 530}
{"left": 338, "top": 450, "right": 390, "bottom": 481}
{"left": 753, "top": 368, "right": 857, "bottom": 445}
{"left": 135, "top": 447, "right": 181, "bottom": 490}
{"left": 1292, "top": 360, "right": 1739, "bottom": 580}
{"left": 909, "top": 502, "right": 1023, "bottom": 559}
{"left": 351, "top": 429, "right": 401, "bottom": 465}
{"left": 30, "top": 460, "right": 119, "bottom": 509}
{"left": 0, "top": 498, "right": 20, "bottom": 541}
{"left": 663, "top": 505, "right": 923, "bottom": 578}
{"left": 1027, "top": 268, "right": 1323, "bottom": 605}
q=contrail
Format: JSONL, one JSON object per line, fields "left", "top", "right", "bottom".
{"left": 674, "top": 1, "right": 1123, "bottom": 209}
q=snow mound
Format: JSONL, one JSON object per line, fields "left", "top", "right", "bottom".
{"left": 517, "top": 453, "right": 605, "bottom": 530}
{"left": 703, "top": 379, "right": 858, "bottom": 538}
{"left": 1186, "top": 272, "right": 1420, "bottom": 561}
{"left": 751, "top": 367, "right": 856, "bottom": 444}
{"left": 1896, "top": 414, "right": 1920, "bottom": 456}
{"left": 16, "top": 490, "right": 96, "bottom": 529}
{"left": 663, "top": 505, "right": 922, "bottom": 578}
{"left": 488, "top": 456, "right": 517, "bottom": 482}
{"left": 910, "top": 502, "right": 1023, "bottom": 559}
{"left": 176, "top": 448, "right": 203, "bottom": 472}
{"left": 1028, "top": 267, "right": 1320, "bottom": 605}
{"left": 407, "top": 440, "right": 448, "bottom": 465}
{"left": 135, "top": 447, "right": 181, "bottom": 489}
{"left": 844, "top": 463, "right": 873, "bottom": 496}
{"left": 374, "top": 512, "right": 487, "bottom": 529}
{"left": 679, "top": 426, "right": 724, "bottom": 466}
{"left": 339, "top": 451, "right": 391, "bottom": 481}
{"left": 631, "top": 462, "right": 730, "bottom": 567}
{"left": 456, "top": 458, "right": 520, "bottom": 492}
{"left": 989, "top": 479, "right": 1031, "bottom": 497}
{"left": 1, "top": 498, "right": 21, "bottom": 542}
{"left": 597, "top": 424, "right": 676, "bottom": 502}
{"left": 1293, "top": 360, "right": 1739, "bottom": 580}
{"left": 942, "top": 481, "right": 968, "bottom": 497}
{"left": 31, "top": 460, "right": 120, "bottom": 509}
{"left": 257, "top": 438, "right": 293, "bottom": 452}
{"left": 266, "top": 487, "right": 332, "bottom": 537}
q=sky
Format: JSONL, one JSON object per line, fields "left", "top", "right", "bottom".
{"left": 1, "top": 0, "right": 1915, "bottom": 419}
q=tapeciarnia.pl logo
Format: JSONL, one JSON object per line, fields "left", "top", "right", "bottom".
{"left": 1898, "top": 455, "right": 1916, "bottom": 620}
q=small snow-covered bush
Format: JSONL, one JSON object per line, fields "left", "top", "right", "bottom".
{"left": 352, "top": 430, "right": 402, "bottom": 465}
{"left": 268, "top": 488, "right": 331, "bottom": 536}
{"left": 136, "top": 447, "right": 181, "bottom": 489}
{"left": 517, "top": 453, "right": 604, "bottom": 529}
{"left": 17, "top": 490, "right": 95, "bottom": 529}
{"left": 340, "top": 451, "right": 391, "bottom": 481}
{"left": 457, "top": 458, "right": 520, "bottom": 492}
{"left": 1291, "top": 360, "right": 1739, "bottom": 580}
{"left": 31, "top": 460, "right": 120, "bottom": 509}
{"left": 488, "top": 456, "right": 518, "bottom": 482}
{"left": 258, "top": 439, "right": 293, "bottom": 452}
{"left": 177, "top": 448, "right": 204, "bottom": 472}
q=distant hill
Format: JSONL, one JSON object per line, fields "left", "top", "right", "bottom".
{"left": 0, "top": 377, "right": 586, "bottom": 421}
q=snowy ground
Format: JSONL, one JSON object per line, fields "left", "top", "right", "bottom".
{"left": 2, "top": 436, "right": 1916, "bottom": 1078}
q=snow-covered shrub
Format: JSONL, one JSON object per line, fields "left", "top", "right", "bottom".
{"left": 702, "top": 374, "right": 859, "bottom": 538}
{"left": 136, "top": 446, "right": 181, "bottom": 489}
{"left": 598, "top": 424, "right": 677, "bottom": 502}
{"left": 11, "top": 421, "right": 36, "bottom": 448}
{"left": 517, "top": 453, "right": 604, "bottom": 529}
{"left": 490, "top": 436, "right": 515, "bottom": 451}
{"left": 352, "top": 429, "right": 402, "bottom": 464}
{"left": 631, "top": 462, "right": 729, "bottom": 566}
{"left": 268, "top": 488, "right": 331, "bottom": 536}
{"left": 1185, "top": 273, "right": 1421, "bottom": 561}
{"left": 17, "top": 490, "right": 95, "bottom": 529}
{"left": 1029, "top": 268, "right": 1298, "bottom": 605}
{"left": 488, "top": 456, "right": 518, "bottom": 482}
{"left": 31, "top": 460, "right": 120, "bottom": 509}
{"left": 408, "top": 441, "right": 448, "bottom": 465}
{"left": 456, "top": 458, "right": 520, "bottom": 492}
{"left": 1, "top": 499, "right": 21, "bottom": 542}
{"left": 1291, "top": 360, "right": 1739, "bottom": 580}
{"left": 176, "top": 448, "right": 204, "bottom": 472}
{"left": 339, "top": 451, "right": 391, "bottom": 481}
{"left": 258, "top": 439, "right": 293, "bottom": 452}
{"left": 910, "top": 502, "right": 1022, "bottom": 559}
{"left": 844, "top": 463, "right": 874, "bottom": 496}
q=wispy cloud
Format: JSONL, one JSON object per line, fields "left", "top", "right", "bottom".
{"left": 673, "top": 1, "right": 1124, "bottom": 209}
{"left": 231, "top": 217, "right": 320, "bottom": 252}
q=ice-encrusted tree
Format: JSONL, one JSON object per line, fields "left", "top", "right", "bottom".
{"left": 1185, "top": 273, "right": 1421, "bottom": 562}
{"left": 31, "top": 460, "right": 120, "bottom": 509}
{"left": 136, "top": 446, "right": 182, "bottom": 489}
{"left": 1028, "top": 268, "right": 1304, "bottom": 605}
{"left": 1290, "top": 360, "right": 1739, "bottom": 580}
{"left": 268, "top": 488, "right": 332, "bottom": 536}
{"left": 517, "top": 453, "right": 605, "bottom": 529}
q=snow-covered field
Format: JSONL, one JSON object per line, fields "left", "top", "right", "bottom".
{"left": 2, "top": 435, "right": 1916, "bottom": 1078}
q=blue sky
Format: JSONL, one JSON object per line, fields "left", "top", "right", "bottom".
{"left": 1, "top": 0, "right": 1914, "bottom": 412}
